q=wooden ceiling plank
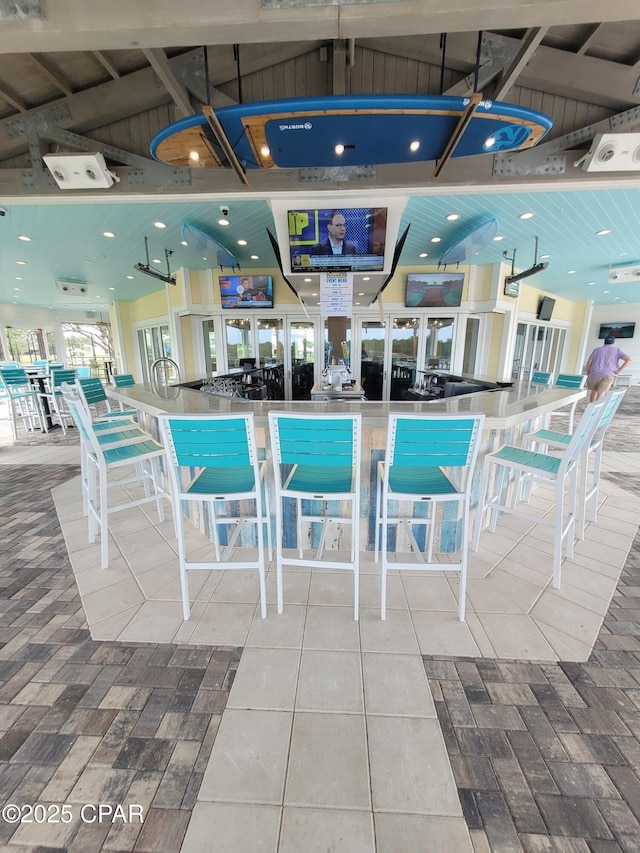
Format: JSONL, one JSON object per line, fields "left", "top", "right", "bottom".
{"left": 29, "top": 53, "right": 73, "bottom": 96}
{"left": 362, "top": 34, "right": 640, "bottom": 110}
{"left": 93, "top": 50, "right": 120, "bottom": 79}
{"left": 492, "top": 27, "right": 549, "bottom": 100}
{"left": 143, "top": 47, "right": 194, "bottom": 117}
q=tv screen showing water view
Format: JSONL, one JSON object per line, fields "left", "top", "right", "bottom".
{"left": 598, "top": 321, "right": 636, "bottom": 339}
{"left": 405, "top": 273, "right": 465, "bottom": 308}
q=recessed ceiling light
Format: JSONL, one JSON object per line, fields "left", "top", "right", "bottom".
{"left": 85, "top": 260, "right": 93, "bottom": 264}
{"left": 409, "top": 140, "right": 420, "bottom": 153}
{"left": 14, "top": 277, "right": 22, "bottom": 281}
{"left": 418, "top": 252, "right": 428, "bottom": 258}
{"left": 237, "top": 239, "right": 247, "bottom": 246}
{"left": 126, "top": 275, "right": 134, "bottom": 280}
{"left": 587, "top": 282, "right": 595, "bottom": 285}
{"left": 567, "top": 270, "right": 576, "bottom": 274}
{"left": 95, "top": 295, "right": 102, "bottom": 299}
{"left": 202, "top": 256, "right": 207, "bottom": 261}
{"left": 358, "top": 292, "right": 365, "bottom": 296}
{"left": 188, "top": 150, "right": 200, "bottom": 162}
{"left": 260, "top": 145, "right": 270, "bottom": 157}
{"left": 153, "top": 258, "right": 162, "bottom": 264}
{"left": 154, "top": 221, "right": 166, "bottom": 229}
{"left": 614, "top": 296, "right": 621, "bottom": 299}
{"left": 109, "top": 287, "right": 116, "bottom": 290}
{"left": 355, "top": 302, "right": 361, "bottom": 306}
{"left": 620, "top": 252, "right": 628, "bottom": 257}
{"left": 304, "top": 277, "right": 312, "bottom": 282}
{"left": 540, "top": 254, "right": 550, "bottom": 259}
{"left": 250, "top": 254, "right": 259, "bottom": 260}
{"left": 311, "top": 292, "right": 318, "bottom": 296}
{"left": 18, "top": 235, "right": 31, "bottom": 241}
{"left": 217, "top": 218, "right": 230, "bottom": 226}
{"left": 15, "top": 260, "right": 26, "bottom": 265}
{"left": 334, "top": 144, "right": 345, "bottom": 155}
{"left": 446, "top": 213, "right": 459, "bottom": 221}
{"left": 596, "top": 229, "right": 612, "bottom": 236}
{"left": 13, "top": 287, "right": 20, "bottom": 291}
{"left": 518, "top": 212, "right": 535, "bottom": 220}
{"left": 181, "top": 240, "right": 188, "bottom": 246}
{"left": 430, "top": 237, "right": 441, "bottom": 243}
{"left": 492, "top": 235, "right": 504, "bottom": 242}
{"left": 103, "top": 231, "right": 115, "bottom": 238}
{"left": 603, "top": 289, "right": 611, "bottom": 293}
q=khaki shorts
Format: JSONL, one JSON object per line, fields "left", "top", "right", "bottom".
{"left": 586, "top": 376, "right": 614, "bottom": 394}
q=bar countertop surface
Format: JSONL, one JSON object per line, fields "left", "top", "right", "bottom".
{"left": 108, "top": 379, "right": 585, "bottom": 431}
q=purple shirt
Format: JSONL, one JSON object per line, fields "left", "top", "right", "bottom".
{"left": 587, "top": 344, "right": 627, "bottom": 379}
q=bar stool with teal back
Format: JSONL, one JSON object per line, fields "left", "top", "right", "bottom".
{"left": 269, "top": 412, "right": 362, "bottom": 620}
{"left": 524, "top": 387, "right": 626, "bottom": 538}
{"left": 160, "top": 413, "right": 268, "bottom": 620}
{"left": 375, "top": 413, "right": 485, "bottom": 621}
{"left": 472, "top": 397, "right": 608, "bottom": 589}
{"left": 0, "top": 366, "right": 46, "bottom": 439}
{"left": 76, "top": 376, "right": 137, "bottom": 421}
{"left": 530, "top": 371, "right": 552, "bottom": 386}
{"left": 549, "top": 373, "right": 587, "bottom": 434}
{"left": 113, "top": 374, "right": 135, "bottom": 388}
{"left": 40, "top": 368, "right": 77, "bottom": 433}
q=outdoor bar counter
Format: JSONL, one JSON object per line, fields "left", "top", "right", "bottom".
{"left": 108, "top": 380, "right": 585, "bottom": 551}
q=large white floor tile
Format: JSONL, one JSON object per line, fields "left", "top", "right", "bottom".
{"left": 411, "top": 611, "right": 481, "bottom": 657}
{"left": 245, "top": 604, "right": 307, "bottom": 649}
{"left": 181, "top": 802, "right": 280, "bottom": 853}
{"left": 375, "top": 813, "right": 473, "bottom": 853}
{"left": 295, "top": 649, "right": 363, "bottom": 713}
{"left": 302, "top": 605, "right": 360, "bottom": 651}
{"left": 280, "top": 807, "right": 374, "bottom": 853}
{"left": 363, "top": 652, "right": 435, "bottom": 717}
{"left": 477, "top": 612, "right": 557, "bottom": 660}
{"left": 227, "top": 647, "right": 301, "bottom": 711}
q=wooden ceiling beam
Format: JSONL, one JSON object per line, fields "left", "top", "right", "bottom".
{"left": 93, "top": 50, "right": 120, "bottom": 80}
{"left": 575, "top": 23, "right": 602, "bottom": 55}
{"left": 0, "top": 81, "right": 27, "bottom": 112}
{"left": 28, "top": 53, "right": 72, "bottom": 96}
{"left": 491, "top": 27, "right": 548, "bottom": 100}
{"left": 142, "top": 47, "right": 194, "bottom": 117}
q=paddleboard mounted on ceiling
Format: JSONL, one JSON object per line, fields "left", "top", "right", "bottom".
{"left": 438, "top": 216, "right": 499, "bottom": 267}
{"left": 150, "top": 94, "right": 553, "bottom": 182}
{"left": 181, "top": 223, "right": 240, "bottom": 271}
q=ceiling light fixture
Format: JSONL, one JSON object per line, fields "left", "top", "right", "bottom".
{"left": 109, "top": 287, "right": 116, "bottom": 290}
{"left": 14, "top": 277, "right": 22, "bottom": 281}
{"left": 540, "top": 254, "right": 550, "bottom": 259}
{"left": 519, "top": 212, "right": 535, "bottom": 220}
{"left": 18, "top": 235, "right": 31, "bottom": 241}
{"left": 218, "top": 218, "right": 230, "bottom": 226}
{"left": 446, "top": 213, "right": 459, "bottom": 221}
{"left": 409, "top": 140, "right": 420, "bottom": 153}
{"left": 484, "top": 136, "right": 496, "bottom": 148}
{"left": 181, "top": 240, "right": 188, "bottom": 246}
{"left": 334, "top": 144, "right": 345, "bottom": 155}
{"left": 492, "top": 235, "right": 504, "bottom": 241}
{"left": 418, "top": 252, "right": 428, "bottom": 258}
{"left": 603, "top": 289, "right": 610, "bottom": 293}
{"left": 567, "top": 269, "right": 576, "bottom": 274}
{"left": 250, "top": 254, "right": 259, "bottom": 260}
{"left": 430, "top": 237, "right": 441, "bottom": 243}
{"left": 126, "top": 275, "right": 134, "bottom": 280}
{"left": 596, "top": 229, "right": 612, "bottom": 236}
{"left": 362, "top": 277, "right": 370, "bottom": 281}
{"left": 260, "top": 145, "right": 270, "bottom": 157}
{"left": 134, "top": 236, "right": 176, "bottom": 285}
{"left": 15, "top": 260, "right": 26, "bottom": 265}
{"left": 237, "top": 239, "right": 247, "bottom": 246}
{"left": 188, "top": 150, "right": 200, "bottom": 162}
{"left": 103, "top": 231, "right": 115, "bottom": 238}
{"left": 154, "top": 221, "right": 166, "bottom": 229}
{"left": 304, "top": 277, "right": 312, "bottom": 282}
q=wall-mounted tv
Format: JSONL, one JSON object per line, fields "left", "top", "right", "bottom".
{"left": 288, "top": 207, "right": 387, "bottom": 273}
{"left": 405, "top": 272, "right": 465, "bottom": 308}
{"left": 599, "top": 321, "right": 636, "bottom": 339}
{"left": 219, "top": 275, "right": 273, "bottom": 309}
{"left": 537, "top": 296, "right": 555, "bottom": 321}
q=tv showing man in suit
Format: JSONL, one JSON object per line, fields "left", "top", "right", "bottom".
{"left": 310, "top": 212, "right": 358, "bottom": 256}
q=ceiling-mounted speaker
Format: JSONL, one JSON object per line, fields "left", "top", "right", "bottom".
{"left": 608, "top": 262, "right": 640, "bottom": 284}
{"left": 56, "top": 279, "right": 88, "bottom": 296}
{"left": 43, "top": 152, "right": 118, "bottom": 189}
{"left": 580, "top": 133, "right": 640, "bottom": 172}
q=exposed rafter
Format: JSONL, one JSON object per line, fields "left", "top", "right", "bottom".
{"left": 142, "top": 48, "right": 194, "bottom": 117}
{"left": 93, "top": 51, "right": 120, "bottom": 80}
{"left": 28, "top": 53, "right": 72, "bottom": 97}
{"left": 575, "top": 23, "right": 602, "bottom": 55}
{"left": 0, "top": 82, "right": 26, "bottom": 113}
{"left": 491, "top": 27, "right": 548, "bottom": 100}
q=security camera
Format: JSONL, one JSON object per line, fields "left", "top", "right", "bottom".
{"left": 0, "top": 208, "right": 6, "bottom": 216}
{"left": 220, "top": 205, "right": 229, "bottom": 217}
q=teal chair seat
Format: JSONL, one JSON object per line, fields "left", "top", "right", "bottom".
{"left": 269, "top": 412, "right": 362, "bottom": 620}
{"left": 376, "top": 413, "right": 485, "bottom": 622}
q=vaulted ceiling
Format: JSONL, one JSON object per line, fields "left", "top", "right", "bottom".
{"left": 1, "top": 1, "right": 639, "bottom": 309}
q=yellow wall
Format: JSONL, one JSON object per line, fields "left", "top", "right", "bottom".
{"left": 486, "top": 313, "right": 504, "bottom": 378}
{"left": 129, "top": 290, "right": 168, "bottom": 323}
{"left": 180, "top": 316, "right": 196, "bottom": 376}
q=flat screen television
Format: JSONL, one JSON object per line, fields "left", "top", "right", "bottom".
{"left": 598, "top": 321, "right": 636, "bottom": 339}
{"left": 219, "top": 275, "right": 273, "bottom": 309}
{"left": 288, "top": 207, "right": 387, "bottom": 273}
{"left": 405, "top": 273, "right": 465, "bottom": 308}
{"left": 537, "top": 296, "right": 555, "bottom": 321}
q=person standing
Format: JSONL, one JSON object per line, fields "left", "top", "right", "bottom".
{"left": 584, "top": 335, "right": 631, "bottom": 401}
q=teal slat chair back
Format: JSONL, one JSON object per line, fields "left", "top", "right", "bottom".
{"left": 389, "top": 416, "right": 479, "bottom": 469}
{"left": 50, "top": 368, "right": 77, "bottom": 389}
{"left": 555, "top": 373, "right": 586, "bottom": 389}
{"left": 531, "top": 371, "right": 552, "bottom": 385}
{"left": 163, "top": 415, "right": 253, "bottom": 472}
{"left": 76, "top": 376, "right": 107, "bottom": 406}
{"left": 0, "top": 366, "right": 31, "bottom": 388}
{"left": 113, "top": 374, "right": 135, "bottom": 388}
{"left": 271, "top": 415, "right": 358, "bottom": 468}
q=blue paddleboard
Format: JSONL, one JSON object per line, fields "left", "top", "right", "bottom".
{"left": 181, "top": 223, "right": 240, "bottom": 270}
{"left": 439, "top": 217, "right": 499, "bottom": 265}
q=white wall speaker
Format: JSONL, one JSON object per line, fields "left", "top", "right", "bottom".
{"left": 608, "top": 263, "right": 640, "bottom": 284}
{"left": 43, "top": 152, "right": 117, "bottom": 189}
{"left": 56, "top": 280, "right": 88, "bottom": 296}
{"left": 581, "top": 133, "right": 640, "bottom": 172}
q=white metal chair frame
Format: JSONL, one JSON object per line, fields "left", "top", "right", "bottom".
{"left": 63, "top": 389, "right": 167, "bottom": 569}
{"left": 472, "top": 397, "right": 608, "bottom": 589}
{"left": 0, "top": 366, "right": 46, "bottom": 439}
{"left": 159, "top": 413, "right": 269, "bottom": 621}
{"left": 40, "top": 368, "right": 77, "bottom": 433}
{"left": 524, "top": 387, "right": 626, "bottom": 539}
{"left": 375, "top": 413, "right": 485, "bottom": 621}
{"left": 269, "top": 411, "right": 362, "bottom": 620}
{"left": 549, "top": 373, "right": 587, "bottom": 434}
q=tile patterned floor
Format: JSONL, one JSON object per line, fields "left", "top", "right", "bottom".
{"left": 1, "top": 390, "right": 640, "bottom": 851}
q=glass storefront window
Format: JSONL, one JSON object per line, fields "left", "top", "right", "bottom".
{"left": 257, "top": 318, "right": 284, "bottom": 366}
{"left": 203, "top": 320, "right": 217, "bottom": 374}
{"left": 423, "top": 317, "right": 454, "bottom": 371}
{"left": 225, "top": 317, "right": 253, "bottom": 369}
